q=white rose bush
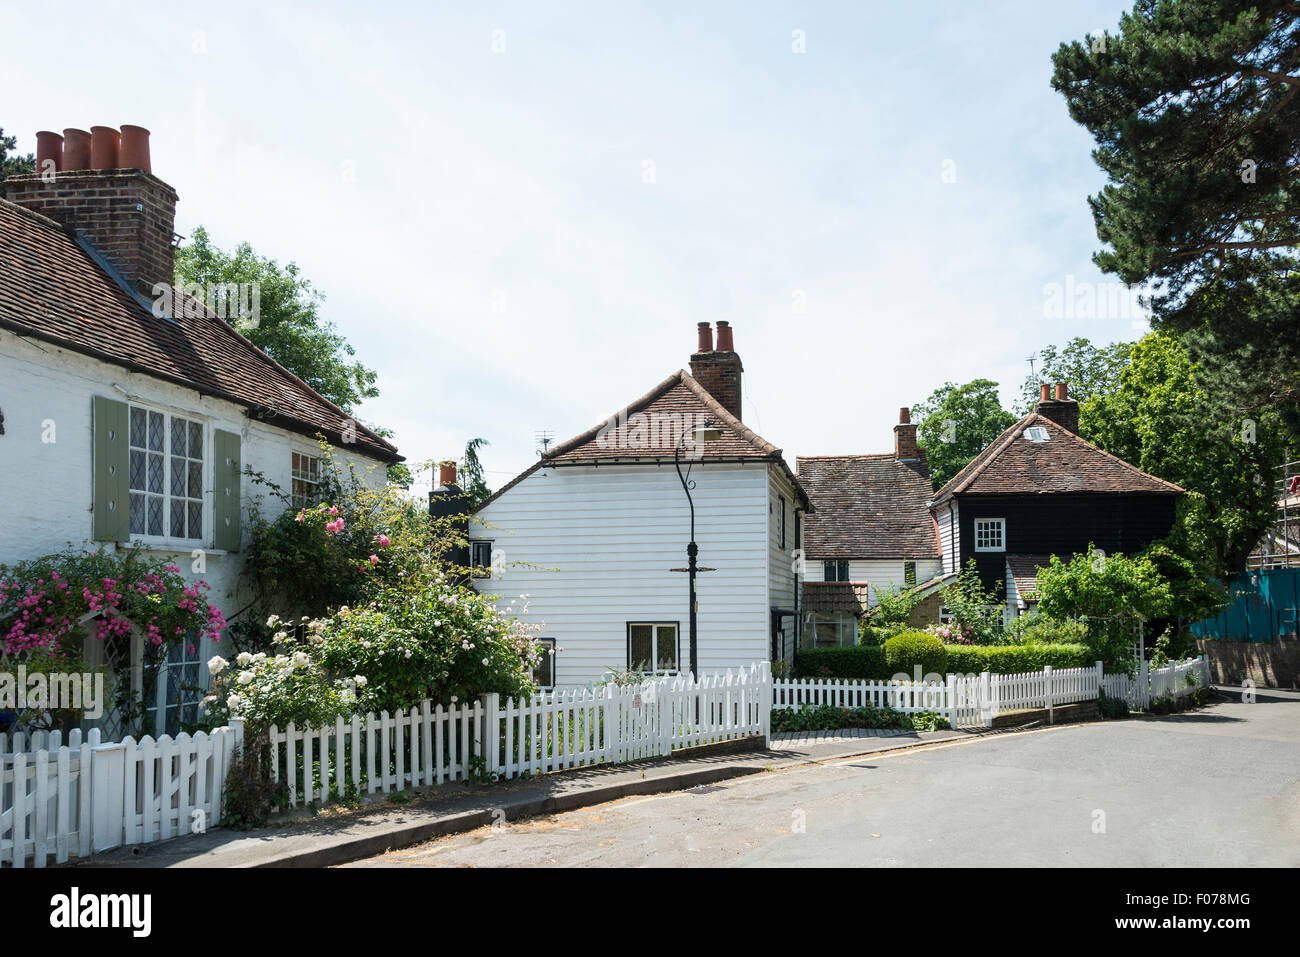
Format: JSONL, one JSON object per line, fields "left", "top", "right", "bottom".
{"left": 202, "top": 575, "right": 545, "bottom": 729}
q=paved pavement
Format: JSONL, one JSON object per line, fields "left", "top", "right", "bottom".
{"left": 344, "top": 689, "right": 1300, "bottom": 867}
{"left": 73, "top": 724, "right": 972, "bottom": 867}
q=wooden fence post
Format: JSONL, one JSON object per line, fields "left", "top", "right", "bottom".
{"left": 945, "top": 674, "right": 956, "bottom": 727}
{"left": 90, "top": 740, "right": 125, "bottom": 853}
{"left": 981, "top": 671, "right": 992, "bottom": 727}
{"left": 483, "top": 693, "right": 500, "bottom": 779}
{"left": 1044, "top": 665, "right": 1054, "bottom": 724}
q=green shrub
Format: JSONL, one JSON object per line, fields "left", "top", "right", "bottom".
{"left": 883, "top": 631, "right": 948, "bottom": 679}
{"left": 797, "top": 642, "right": 1091, "bottom": 679}
{"left": 795, "top": 645, "right": 888, "bottom": 680}
{"left": 1097, "top": 691, "right": 1129, "bottom": 720}
{"left": 943, "top": 643, "right": 1093, "bottom": 675}
{"left": 770, "top": 703, "right": 950, "bottom": 733}
{"left": 1001, "top": 616, "right": 1090, "bottom": 646}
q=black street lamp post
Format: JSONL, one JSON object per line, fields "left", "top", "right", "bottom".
{"left": 673, "top": 418, "right": 720, "bottom": 678}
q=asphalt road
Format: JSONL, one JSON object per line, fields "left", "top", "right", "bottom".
{"left": 344, "top": 690, "right": 1300, "bottom": 867}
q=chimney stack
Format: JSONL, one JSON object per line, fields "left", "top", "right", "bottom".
{"left": 894, "top": 407, "right": 920, "bottom": 461}
{"left": 688, "top": 321, "right": 744, "bottom": 421}
{"left": 3, "top": 124, "right": 176, "bottom": 296}
{"left": 1036, "top": 381, "right": 1079, "bottom": 433}
{"left": 429, "top": 459, "right": 471, "bottom": 581}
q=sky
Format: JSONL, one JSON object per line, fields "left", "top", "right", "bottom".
{"left": 2, "top": 0, "right": 1149, "bottom": 495}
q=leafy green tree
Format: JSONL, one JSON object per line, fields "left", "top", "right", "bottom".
{"left": 0, "top": 127, "right": 35, "bottom": 197}
{"left": 1083, "top": 332, "right": 1287, "bottom": 576}
{"left": 1051, "top": 1, "right": 1300, "bottom": 422}
{"left": 1036, "top": 544, "right": 1224, "bottom": 668}
{"left": 1035, "top": 548, "right": 1172, "bottom": 669}
{"left": 913, "top": 379, "right": 1018, "bottom": 491}
{"left": 458, "top": 437, "right": 492, "bottom": 509}
{"left": 174, "top": 226, "right": 379, "bottom": 413}
{"left": 1020, "top": 337, "right": 1132, "bottom": 419}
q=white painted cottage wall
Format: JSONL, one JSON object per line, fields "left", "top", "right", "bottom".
{"left": 0, "top": 328, "right": 391, "bottom": 670}
{"left": 938, "top": 503, "right": 959, "bottom": 576}
{"left": 766, "top": 469, "right": 799, "bottom": 666}
{"left": 472, "top": 461, "right": 773, "bottom": 687}
{"left": 801, "top": 557, "right": 942, "bottom": 590}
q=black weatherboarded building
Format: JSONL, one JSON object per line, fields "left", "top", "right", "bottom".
{"left": 929, "top": 384, "right": 1183, "bottom": 617}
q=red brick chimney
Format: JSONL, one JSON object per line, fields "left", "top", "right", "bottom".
{"left": 689, "top": 321, "right": 743, "bottom": 421}
{"left": 1035, "top": 381, "right": 1079, "bottom": 433}
{"left": 4, "top": 125, "right": 178, "bottom": 296}
{"left": 894, "top": 407, "right": 920, "bottom": 461}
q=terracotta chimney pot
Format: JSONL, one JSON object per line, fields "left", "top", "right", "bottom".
{"left": 90, "top": 126, "right": 120, "bottom": 170}
{"left": 899, "top": 407, "right": 911, "bottom": 425}
{"left": 439, "top": 461, "right": 458, "bottom": 488}
{"left": 119, "top": 125, "right": 152, "bottom": 172}
{"left": 1055, "top": 382, "right": 1069, "bottom": 401}
{"left": 696, "top": 322, "right": 713, "bottom": 353}
{"left": 715, "top": 320, "right": 734, "bottom": 352}
{"left": 1039, "top": 383, "right": 1051, "bottom": 402}
{"left": 35, "top": 131, "right": 63, "bottom": 172}
{"left": 61, "top": 129, "right": 92, "bottom": 171}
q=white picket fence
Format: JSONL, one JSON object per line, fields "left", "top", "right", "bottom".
{"left": 497, "top": 665, "right": 770, "bottom": 778}
{"left": 112, "top": 728, "right": 240, "bottom": 846}
{"left": 0, "top": 729, "right": 96, "bottom": 867}
{"left": 1, "top": 655, "right": 1212, "bottom": 865}
{"left": 0, "top": 724, "right": 238, "bottom": 867}
{"left": 774, "top": 656, "right": 1211, "bottom": 729}
{"left": 773, "top": 678, "right": 956, "bottom": 715}
{"left": 269, "top": 663, "right": 772, "bottom": 806}
{"left": 1103, "top": 656, "right": 1209, "bottom": 710}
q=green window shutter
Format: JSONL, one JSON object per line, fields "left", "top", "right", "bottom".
{"left": 92, "top": 396, "right": 130, "bottom": 542}
{"left": 213, "top": 429, "right": 242, "bottom": 551}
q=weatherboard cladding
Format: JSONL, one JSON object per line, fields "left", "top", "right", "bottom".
{"left": 0, "top": 198, "right": 399, "bottom": 462}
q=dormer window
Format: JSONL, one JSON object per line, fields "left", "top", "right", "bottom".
{"left": 1023, "top": 427, "right": 1050, "bottom": 443}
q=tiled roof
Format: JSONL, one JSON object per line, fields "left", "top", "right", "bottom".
{"left": 796, "top": 454, "right": 941, "bottom": 559}
{"left": 802, "top": 581, "right": 875, "bottom": 614}
{"left": 477, "top": 369, "right": 809, "bottom": 511}
{"left": 1007, "top": 554, "right": 1053, "bottom": 603}
{"left": 931, "top": 413, "right": 1181, "bottom": 505}
{"left": 0, "top": 198, "right": 400, "bottom": 462}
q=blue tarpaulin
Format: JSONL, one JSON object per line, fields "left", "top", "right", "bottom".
{"left": 1191, "top": 567, "right": 1300, "bottom": 641}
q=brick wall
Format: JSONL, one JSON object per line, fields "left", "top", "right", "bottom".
{"left": 4, "top": 170, "right": 178, "bottom": 294}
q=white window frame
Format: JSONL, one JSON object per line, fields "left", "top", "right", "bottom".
{"left": 470, "top": 540, "right": 493, "bottom": 579}
{"left": 291, "top": 450, "right": 323, "bottom": 510}
{"left": 1023, "top": 426, "right": 1050, "bottom": 443}
{"left": 974, "top": 518, "right": 1006, "bottom": 553}
{"left": 627, "top": 622, "right": 679, "bottom": 675}
{"left": 533, "top": 638, "right": 556, "bottom": 690}
{"left": 127, "top": 401, "right": 209, "bottom": 547}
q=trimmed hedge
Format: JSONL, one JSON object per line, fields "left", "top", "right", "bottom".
{"left": 793, "top": 645, "right": 888, "bottom": 679}
{"left": 795, "top": 642, "right": 1093, "bottom": 680}
{"left": 943, "top": 643, "right": 1093, "bottom": 675}
{"left": 883, "top": 630, "right": 947, "bottom": 679}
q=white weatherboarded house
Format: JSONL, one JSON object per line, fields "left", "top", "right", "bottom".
{"left": 471, "top": 323, "right": 810, "bottom": 688}
{"left": 0, "top": 125, "right": 400, "bottom": 736}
